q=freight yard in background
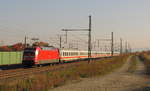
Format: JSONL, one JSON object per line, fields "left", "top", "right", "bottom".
{"left": 0, "top": 0, "right": 150, "bottom": 91}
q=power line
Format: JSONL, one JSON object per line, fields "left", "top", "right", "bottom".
{"left": 61, "top": 16, "right": 92, "bottom": 63}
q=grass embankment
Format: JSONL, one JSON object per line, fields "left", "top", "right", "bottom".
{"left": 0, "top": 55, "right": 129, "bottom": 91}
{"left": 139, "top": 52, "right": 150, "bottom": 75}
{"left": 127, "top": 56, "right": 137, "bottom": 73}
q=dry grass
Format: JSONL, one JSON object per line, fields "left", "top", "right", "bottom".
{"left": 139, "top": 52, "right": 150, "bottom": 74}
{"left": 127, "top": 56, "right": 137, "bottom": 73}
{"left": 0, "top": 55, "right": 129, "bottom": 91}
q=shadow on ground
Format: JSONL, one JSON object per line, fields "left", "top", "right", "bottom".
{"left": 0, "top": 64, "right": 23, "bottom": 70}
{"left": 132, "top": 86, "right": 150, "bottom": 91}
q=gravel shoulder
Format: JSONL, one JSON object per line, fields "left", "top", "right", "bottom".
{"left": 50, "top": 56, "right": 150, "bottom": 91}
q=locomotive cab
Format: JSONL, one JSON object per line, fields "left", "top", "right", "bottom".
{"left": 22, "top": 47, "right": 37, "bottom": 66}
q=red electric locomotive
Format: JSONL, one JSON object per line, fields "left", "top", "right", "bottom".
{"left": 22, "top": 46, "right": 60, "bottom": 66}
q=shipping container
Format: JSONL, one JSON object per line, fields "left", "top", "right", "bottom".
{"left": 0, "top": 52, "right": 23, "bottom": 66}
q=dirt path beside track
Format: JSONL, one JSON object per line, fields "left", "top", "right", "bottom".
{"left": 50, "top": 56, "right": 150, "bottom": 91}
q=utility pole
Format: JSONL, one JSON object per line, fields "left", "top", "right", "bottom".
{"left": 120, "top": 38, "right": 123, "bottom": 54}
{"left": 76, "top": 40, "right": 78, "bottom": 50}
{"left": 128, "top": 43, "right": 131, "bottom": 53}
{"left": 24, "top": 36, "right": 27, "bottom": 48}
{"left": 59, "top": 36, "right": 62, "bottom": 49}
{"left": 97, "top": 39, "right": 100, "bottom": 50}
{"left": 125, "top": 41, "right": 128, "bottom": 53}
{"left": 105, "top": 45, "right": 107, "bottom": 52}
{"left": 65, "top": 31, "right": 67, "bottom": 44}
{"left": 88, "top": 15, "right": 92, "bottom": 63}
{"left": 111, "top": 32, "right": 114, "bottom": 56}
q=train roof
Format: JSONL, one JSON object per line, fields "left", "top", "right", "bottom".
{"left": 24, "top": 46, "right": 57, "bottom": 50}
{"left": 60, "top": 49, "right": 120, "bottom": 53}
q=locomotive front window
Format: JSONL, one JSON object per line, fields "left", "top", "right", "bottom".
{"left": 23, "top": 48, "right": 36, "bottom": 56}
{"left": 24, "top": 51, "right": 35, "bottom": 56}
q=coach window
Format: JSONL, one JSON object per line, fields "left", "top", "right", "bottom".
{"left": 64, "top": 52, "right": 66, "bottom": 56}
{"left": 71, "top": 52, "right": 72, "bottom": 56}
{"left": 65, "top": 52, "right": 67, "bottom": 56}
{"left": 63, "top": 52, "right": 65, "bottom": 56}
{"left": 76, "top": 52, "right": 78, "bottom": 55}
{"left": 84, "top": 52, "right": 86, "bottom": 55}
{"left": 67, "top": 52, "right": 69, "bottom": 56}
{"left": 82, "top": 52, "right": 84, "bottom": 55}
{"left": 65, "top": 52, "right": 66, "bottom": 56}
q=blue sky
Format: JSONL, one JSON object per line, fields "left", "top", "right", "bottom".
{"left": 0, "top": 0, "right": 150, "bottom": 49}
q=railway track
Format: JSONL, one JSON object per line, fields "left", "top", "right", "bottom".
{"left": 0, "top": 60, "right": 88, "bottom": 82}
{"left": 0, "top": 57, "right": 111, "bottom": 83}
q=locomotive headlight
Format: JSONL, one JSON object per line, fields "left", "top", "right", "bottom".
{"left": 35, "top": 50, "right": 39, "bottom": 56}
